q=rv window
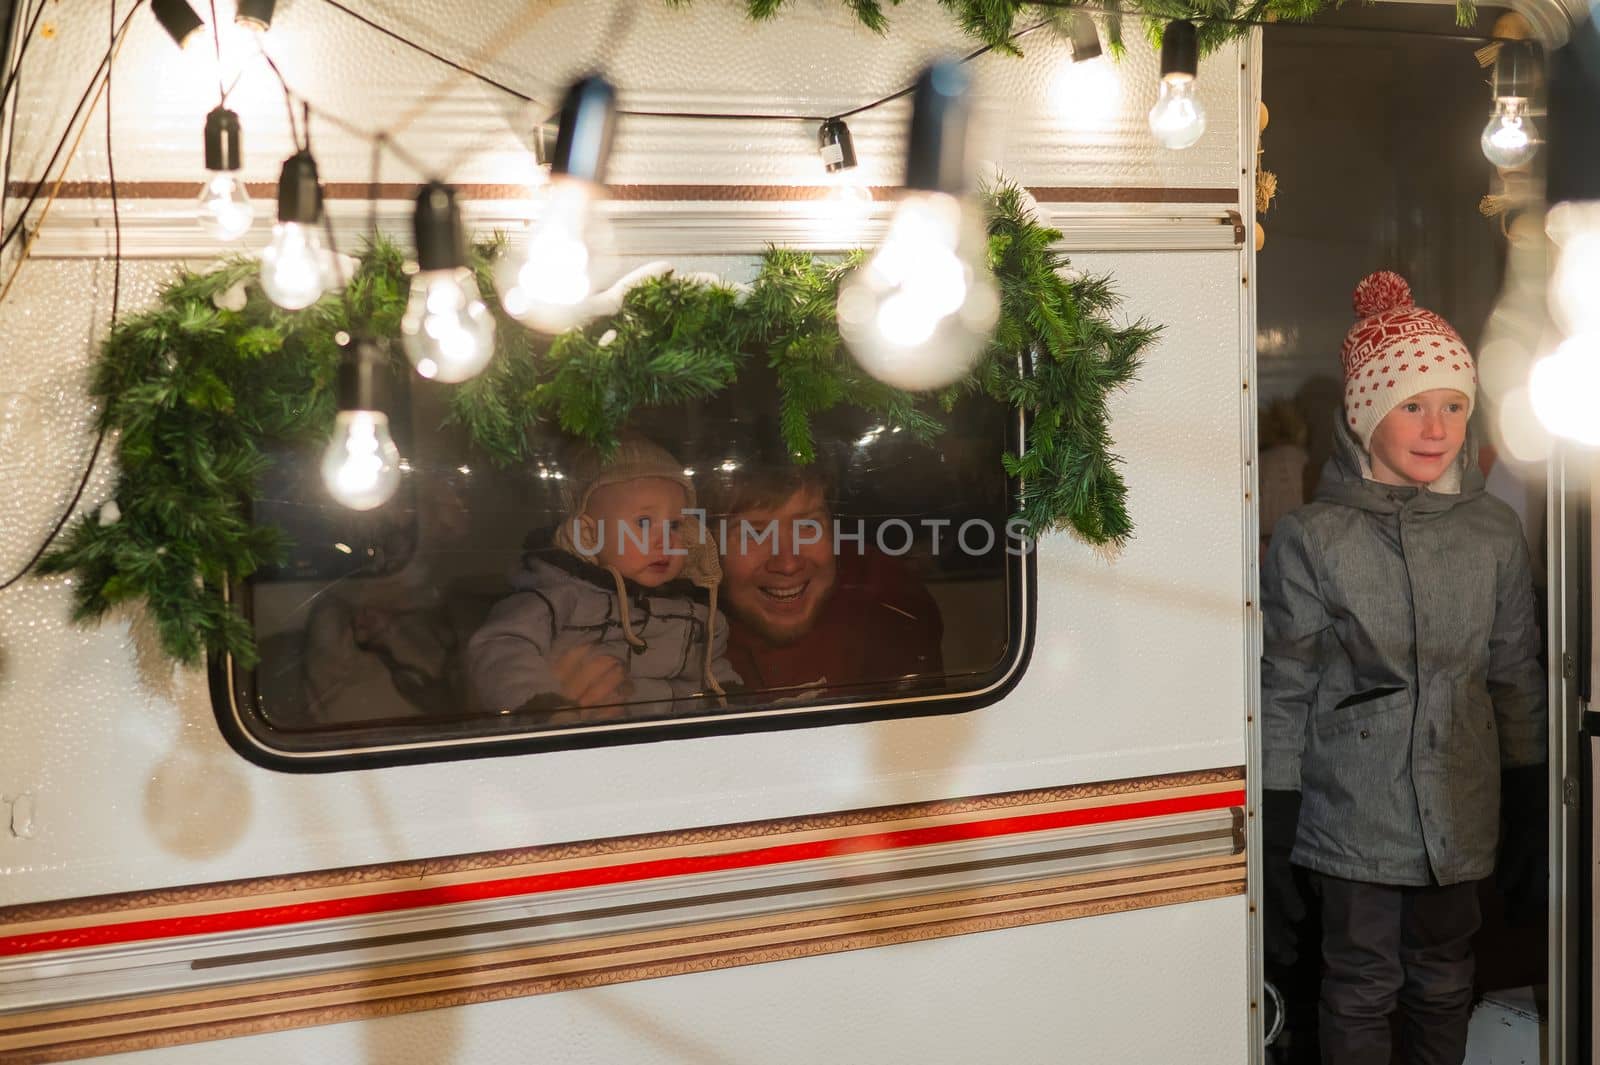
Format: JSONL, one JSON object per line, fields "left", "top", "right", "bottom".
{"left": 216, "top": 367, "right": 1029, "bottom": 768}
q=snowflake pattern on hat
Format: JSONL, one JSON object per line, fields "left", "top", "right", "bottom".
{"left": 1339, "top": 270, "right": 1476, "bottom": 449}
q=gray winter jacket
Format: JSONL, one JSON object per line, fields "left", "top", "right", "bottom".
{"left": 1261, "top": 421, "right": 1545, "bottom": 886}
{"left": 467, "top": 553, "right": 741, "bottom": 721}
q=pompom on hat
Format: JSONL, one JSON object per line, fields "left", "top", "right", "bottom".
{"left": 1340, "top": 271, "right": 1477, "bottom": 448}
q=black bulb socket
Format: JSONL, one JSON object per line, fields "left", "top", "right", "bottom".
{"left": 276, "top": 150, "right": 322, "bottom": 225}
{"left": 337, "top": 339, "right": 392, "bottom": 413}
{"left": 818, "top": 118, "right": 858, "bottom": 173}
{"left": 532, "top": 117, "right": 561, "bottom": 168}
{"left": 204, "top": 107, "right": 242, "bottom": 173}
{"left": 151, "top": 0, "right": 204, "bottom": 49}
{"left": 904, "top": 60, "right": 973, "bottom": 195}
{"left": 414, "top": 181, "right": 467, "bottom": 273}
{"left": 235, "top": 0, "right": 276, "bottom": 31}
{"left": 1160, "top": 20, "right": 1199, "bottom": 80}
{"left": 1067, "top": 13, "right": 1103, "bottom": 63}
{"left": 550, "top": 75, "right": 617, "bottom": 185}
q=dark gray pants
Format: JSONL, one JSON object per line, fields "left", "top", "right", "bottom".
{"left": 1313, "top": 874, "right": 1481, "bottom": 1065}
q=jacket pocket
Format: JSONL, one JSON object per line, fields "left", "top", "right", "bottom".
{"left": 1455, "top": 691, "right": 1501, "bottom": 770}
{"left": 1333, "top": 686, "right": 1405, "bottom": 711}
{"left": 1314, "top": 687, "right": 1410, "bottom": 740}
{"left": 1301, "top": 687, "right": 1416, "bottom": 869}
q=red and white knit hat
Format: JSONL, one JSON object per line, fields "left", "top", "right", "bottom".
{"left": 1340, "top": 271, "right": 1477, "bottom": 448}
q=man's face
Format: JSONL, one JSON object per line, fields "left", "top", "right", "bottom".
{"left": 720, "top": 484, "right": 838, "bottom": 646}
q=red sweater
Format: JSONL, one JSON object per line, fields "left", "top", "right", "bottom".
{"left": 725, "top": 550, "right": 944, "bottom": 694}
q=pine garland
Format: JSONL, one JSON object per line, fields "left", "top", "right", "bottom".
{"left": 733, "top": 0, "right": 1481, "bottom": 56}
{"left": 36, "top": 181, "right": 1155, "bottom": 667}
{"left": 980, "top": 182, "right": 1152, "bottom": 543}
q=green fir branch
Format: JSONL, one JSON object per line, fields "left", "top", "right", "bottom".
{"left": 38, "top": 171, "right": 1158, "bottom": 667}
{"left": 722, "top": 0, "right": 1390, "bottom": 54}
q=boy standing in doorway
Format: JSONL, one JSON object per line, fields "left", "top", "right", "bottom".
{"left": 1261, "top": 271, "right": 1546, "bottom": 1064}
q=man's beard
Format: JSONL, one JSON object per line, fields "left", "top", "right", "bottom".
{"left": 729, "top": 586, "right": 831, "bottom": 647}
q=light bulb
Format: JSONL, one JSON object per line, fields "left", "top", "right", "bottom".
{"left": 1149, "top": 75, "right": 1206, "bottom": 150}
{"left": 197, "top": 172, "right": 254, "bottom": 240}
{"left": 199, "top": 108, "right": 251, "bottom": 241}
{"left": 1548, "top": 206, "right": 1600, "bottom": 336}
{"left": 837, "top": 191, "right": 999, "bottom": 391}
{"left": 1529, "top": 337, "right": 1600, "bottom": 445}
{"left": 1533, "top": 204, "right": 1600, "bottom": 447}
{"left": 401, "top": 268, "right": 497, "bottom": 382}
{"left": 1481, "top": 98, "right": 1539, "bottom": 169}
{"left": 1050, "top": 54, "right": 1122, "bottom": 130}
{"left": 260, "top": 221, "right": 329, "bottom": 310}
{"left": 321, "top": 410, "right": 402, "bottom": 510}
{"left": 496, "top": 178, "right": 611, "bottom": 333}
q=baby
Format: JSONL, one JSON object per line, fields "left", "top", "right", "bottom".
{"left": 467, "top": 435, "right": 740, "bottom": 722}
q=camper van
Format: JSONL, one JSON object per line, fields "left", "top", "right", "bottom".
{"left": 0, "top": 1, "right": 1591, "bottom": 1062}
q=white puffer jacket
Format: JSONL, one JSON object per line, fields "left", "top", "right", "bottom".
{"left": 466, "top": 551, "right": 740, "bottom": 722}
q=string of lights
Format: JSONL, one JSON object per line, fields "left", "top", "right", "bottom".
{"left": 206, "top": 0, "right": 228, "bottom": 102}
{"left": 242, "top": 14, "right": 1059, "bottom": 198}
{"left": 0, "top": 7, "right": 137, "bottom": 292}
{"left": 0, "top": 0, "right": 1533, "bottom": 271}
{"left": 0, "top": 0, "right": 126, "bottom": 593}
{"left": 0, "top": 0, "right": 49, "bottom": 230}
{"left": 0, "top": 0, "right": 1558, "bottom": 529}
{"left": 0, "top": 0, "right": 50, "bottom": 114}
{"left": 313, "top": 0, "right": 537, "bottom": 107}
{"left": 0, "top": 0, "right": 145, "bottom": 255}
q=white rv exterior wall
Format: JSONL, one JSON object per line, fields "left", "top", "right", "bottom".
{"left": 0, "top": 3, "right": 1256, "bottom": 1061}
{"left": 104, "top": 896, "right": 1249, "bottom": 1065}
{"left": 5, "top": 2, "right": 1243, "bottom": 193}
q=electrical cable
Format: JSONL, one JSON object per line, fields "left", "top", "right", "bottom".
{"left": 0, "top": 37, "right": 131, "bottom": 299}
{"left": 256, "top": 47, "right": 431, "bottom": 178}
{"left": 834, "top": 24, "right": 1049, "bottom": 120}
{"left": 1, "top": 0, "right": 47, "bottom": 227}
{"left": 0, "top": 0, "right": 123, "bottom": 594}
{"left": 1, "top": 0, "right": 1528, "bottom": 254}
{"left": 0, "top": 0, "right": 1523, "bottom": 588}
{"left": 304, "top": 102, "right": 353, "bottom": 302}
{"left": 0, "top": 0, "right": 144, "bottom": 256}
{"left": 297, "top": 0, "right": 1046, "bottom": 146}
{"left": 0, "top": 0, "right": 49, "bottom": 114}
{"left": 258, "top": 49, "right": 301, "bottom": 151}
{"left": 304, "top": 99, "right": 430, "bottom": 176}
{"left": 207, "top": 0, "right": 227, "bottom": 103}
{"left": 245, "top": 0, "right": 1533, "bottom": 209}
{"left": 313, "top": 0, "right": 535, "bottom": 104}
{"left": 368, "top": 134, "right": 381, "bottom": 237}
{"left": 109, "top": 0, "right": 122, "bottom": 328}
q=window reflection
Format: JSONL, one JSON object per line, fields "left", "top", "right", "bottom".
{"left": 230, "top": 371, "right": 1022, "bottom": 755}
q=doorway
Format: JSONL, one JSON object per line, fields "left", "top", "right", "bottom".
{"left": 1255, "top": 5, "right": 1553, "bottom": 1062}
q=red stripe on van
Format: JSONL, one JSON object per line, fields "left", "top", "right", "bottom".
{"left": 0, "top": 788, "right": 1244, "bottom": 957}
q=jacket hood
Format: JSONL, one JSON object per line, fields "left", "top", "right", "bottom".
{"left": 1313, "top": 413, "right": 1484, "bottom": 515}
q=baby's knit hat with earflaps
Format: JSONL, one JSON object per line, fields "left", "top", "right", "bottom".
{"left": 553, "top": 434, "right": 726, "bottom": 700}
{"left": 1340, "top": 271, "right": 1478, "bottom": 449}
